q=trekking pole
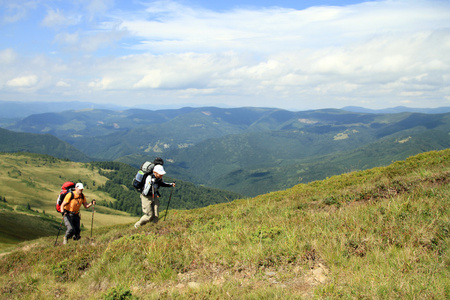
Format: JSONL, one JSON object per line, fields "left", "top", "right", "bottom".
{"left": 90, "top": 200, "right": 95, "bottom": 238}
{"left": 54, "top": 217, "right": 64, "bottom": 246}
{"left": 164, "top": 182, "right": 175, "bottom": 221}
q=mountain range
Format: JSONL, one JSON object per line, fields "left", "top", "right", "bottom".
{"left": 1, "top": 101, "right": 449, "bottom": 196}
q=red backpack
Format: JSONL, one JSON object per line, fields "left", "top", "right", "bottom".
{"left": 56, "top": 182, "right": 76, "bottom": 214}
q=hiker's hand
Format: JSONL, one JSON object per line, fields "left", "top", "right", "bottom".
{"left": 172, "top": 182, "right": 176, "bottom": 187}
{"left": 92, "top": 199, "right": 96, "bottom": 205}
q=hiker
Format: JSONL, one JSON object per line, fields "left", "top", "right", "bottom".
{"left": 60, "top": 183, "right": 96, "bottom": 244}
{"left": 135, "top": 164, "right": 175, "bottom": 228}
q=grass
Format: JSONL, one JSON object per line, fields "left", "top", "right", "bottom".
{"left": 0, "top": 149, "right": 449, "bottom": 299}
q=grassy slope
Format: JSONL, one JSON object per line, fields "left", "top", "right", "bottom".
{"left": 0, "top": 149, "right": 449, "bottom": 299}
{"left": 0, "top": 153, "right": 136, "bottom": 251}
{"left": 0, "top": 208, "right": 62, "bottom": 251}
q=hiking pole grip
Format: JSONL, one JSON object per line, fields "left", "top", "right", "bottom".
{"left": 164, "top": 182, "right": 175, "bottom": 221}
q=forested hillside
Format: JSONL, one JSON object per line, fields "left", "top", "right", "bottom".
{"left": 3, "top": 106, "right": 450, "bottom": 196}
{"left": 0, "top": 128, "right": 91, "bottom": 162}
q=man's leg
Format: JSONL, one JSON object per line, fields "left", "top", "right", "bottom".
{"left": 151, "top": 196, "right": 161, "bottom": 223}
{"left": 72, "top": 214, "right": 81, "bottom": 240}
{"left": 135, "top": 194, "right": 152, "bottom": 227}
{"left": 63, "top": 214, "right": 75, "bottom": 242}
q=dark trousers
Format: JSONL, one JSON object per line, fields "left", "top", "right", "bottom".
{"left": 64, "top": 212, "right": 81, "bottom": 240}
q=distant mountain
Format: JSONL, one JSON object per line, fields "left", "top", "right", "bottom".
{"left": 3, "top": 106, "right": 450, "bottom": 196}
{"left": 0, "top": 100, "right": 128, "bottom": 119}
{"left": 7, "top": 107, "right": 278, "bottom": 159}
{"left": 0, "top": 128, "right": 91, "bottom": 162}
{"left": 160, "top": 112, "right": 450, "bottom": 196}
{"left": 342, "top": 106, "right": 450, "bottom": 114}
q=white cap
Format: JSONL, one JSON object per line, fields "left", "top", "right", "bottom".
{"left": 153, "top": 164, "right": 166, "bottom": 175}
{"left": 75, "top": 183, "right": 84, "bottom": 189}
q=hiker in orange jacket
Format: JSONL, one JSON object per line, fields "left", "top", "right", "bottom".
{"left": 60, "top": 182, "right": 96, "bottom": 244}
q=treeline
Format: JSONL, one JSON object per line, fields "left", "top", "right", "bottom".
{"left": 90, "top": 161, "right": 243, "bottom": 216}
{"left": 0, "top": 128, "right": 91, "bottom": 162}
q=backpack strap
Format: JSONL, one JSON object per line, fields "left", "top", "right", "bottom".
{"left": 61, "top": 192, "right": 74, "bottom": 215}
{"left": 70, "top": 191, "right": 85, "bottom": 201}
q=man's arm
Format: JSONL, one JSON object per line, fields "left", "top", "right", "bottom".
{"left": 157, "top": 177, "right": 175, "bottom": 188}
{"left": 82, "top": 197, "right": 96, "bottom": 208}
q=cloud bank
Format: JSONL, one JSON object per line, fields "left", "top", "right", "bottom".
{"left": 0, "top": 0, "right": 449, "bottom": 110}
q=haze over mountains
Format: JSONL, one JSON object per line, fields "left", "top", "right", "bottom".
{"left": 1, "top": 100, "right": 449, "bottom": 119}
{"left": 1, "top": 101, "right": 449, "bottom": 196}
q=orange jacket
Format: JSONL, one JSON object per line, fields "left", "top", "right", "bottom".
{"left": 61, "top": 192, "right": 86, "bottom": 213}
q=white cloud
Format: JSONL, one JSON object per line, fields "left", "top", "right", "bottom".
{"left": 2, "top": 0, "right": 450, "bottom": 109}
{"left": 88, "top": 77, "right": 113, "bottom": 90}
{"left": 1, "top": 1, "right": 38, "bottom": 23}
{"left": 118, "top": 0, "right": 450, "bottom": 54}
{"left": 85, "top": 0, "right": 114, "bottom": 21}
{"left": 56, "top": 80, "right": 70, "bottom": 87}
{"left": 42, "top": 8, "right": 81, "bottom": 28}
{"left": 54, "top": 32, "right": 80, "bottom": 45}
{"left": 133, "top": 70, "right": 162, "bottom": 89}
{"left": 6, "top": 75, "right": 38, "bottom": 87}
{"left": 53, "top": 29, "right": 128, "bottom": 52}
{"left": 80, "top": 30, "right": 128, "bottom": 52}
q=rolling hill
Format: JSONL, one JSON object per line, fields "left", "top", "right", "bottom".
{"left": 0, "top": 149, "right": 448, "bottom": 299}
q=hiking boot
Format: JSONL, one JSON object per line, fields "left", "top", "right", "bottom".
{"left": 63, "top": 237, "right": 68, "bottom": 245}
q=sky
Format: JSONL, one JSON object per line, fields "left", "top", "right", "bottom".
{"left": 0, "top": 0, "right": 449, "bottom": 111}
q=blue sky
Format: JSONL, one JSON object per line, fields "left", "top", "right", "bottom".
{"left": 0, "top": 0, "right": 449, "bottom": 110}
